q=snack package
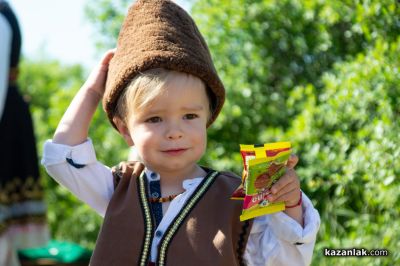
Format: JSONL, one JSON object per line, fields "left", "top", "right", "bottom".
{"left": 231, "top": 142, "right": 291, "bottom": 200}
{"left": 230, "top": 145, "right": 259, "bottom": 200}
{"left": 238, "top": 142, "right": 292, "bottom": 221}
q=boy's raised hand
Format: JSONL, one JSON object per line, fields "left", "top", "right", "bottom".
{"left": 83, "top": 48, "right": 116, "bottom": 99}
{"left": 53, "top": 49, "right": 116, "bottom": 146}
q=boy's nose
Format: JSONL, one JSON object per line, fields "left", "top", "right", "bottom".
{"left": 167, "top": 130, "right": 183, "bottom": 140}
{"left": 166, "top": 123, "right": 183, "bottom": 140}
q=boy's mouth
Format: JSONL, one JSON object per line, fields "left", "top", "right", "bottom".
{"left": 162, "top": 148, "right": 188, "bottom": 156}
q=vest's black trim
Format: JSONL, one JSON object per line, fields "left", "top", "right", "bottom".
{"left": 156, "top": 170, "right": 219, "bottom": 266}
{"left": 137, "top": 172, "right": 154, "bottom": 266}
{"left": 237, "top": 220, "right": 250, "bottom": 266}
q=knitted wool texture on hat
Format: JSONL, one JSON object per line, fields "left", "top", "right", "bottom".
{"left": 103, "top": 0, "right": 225, "bottom": 128}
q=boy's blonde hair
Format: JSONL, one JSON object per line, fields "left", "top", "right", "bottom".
{"left": 115, "top": 68, "right": 214, "bottom": 124}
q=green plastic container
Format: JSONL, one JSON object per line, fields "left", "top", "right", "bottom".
{"left": 18, "top": 240, "right": 92, "bottom": 266}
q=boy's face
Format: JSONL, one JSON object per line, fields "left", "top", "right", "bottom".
{"left": 120, "top": 74, "right": 209, "bottom": 176}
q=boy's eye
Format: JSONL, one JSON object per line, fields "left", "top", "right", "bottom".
{"left": 145, "top": 116, "right": 162, "bottom": 123}
{"left": 184, "top": 114, "right": 198, "bottom": 120}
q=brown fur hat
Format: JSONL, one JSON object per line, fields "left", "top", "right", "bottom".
{"left": 103, "top": 0, "right": 225, "bottom": 128}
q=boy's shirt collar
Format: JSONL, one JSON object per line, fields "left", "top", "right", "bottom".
{"left": 144, "top": 168, "right": 204, "bottom": 190}
{"left": 145, "top": 168, "right": 160, "bottom": 181}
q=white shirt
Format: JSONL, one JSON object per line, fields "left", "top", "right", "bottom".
{"left": 42, "top": 139, "right": 320, "bottom": 266}
{"left": 0, "top": 13, "right": 12, "bottom": 121}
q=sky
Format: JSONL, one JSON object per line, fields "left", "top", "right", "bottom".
{"left": 8, "top": 0, "right": 191, "bottom": 68}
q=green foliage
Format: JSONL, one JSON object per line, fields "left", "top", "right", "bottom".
{"left": 285, "top": 38, "right": 400, "bottom": 265}
{"left": 85, "top": 0, "right": 131, "bottom": 49}
{"left": 20, "top": 0, "right": 399, "bottom": 263}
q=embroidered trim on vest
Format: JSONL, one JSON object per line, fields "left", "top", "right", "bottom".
{"left": 156, "top": 170, "right": 219, "bottom": 266}
{"left": 138, "top": 171, "right": 154, "bottom": 266}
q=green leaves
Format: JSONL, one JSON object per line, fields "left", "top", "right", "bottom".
{"left": 285, "top": 38, "right": 400, "bottom": 265}
{"left": 84, "top": 0, "right": 130, "bottom": 50}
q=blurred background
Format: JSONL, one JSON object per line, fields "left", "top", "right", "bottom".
{"left": 8, "top": 0, "right": 400, "bottom": 265}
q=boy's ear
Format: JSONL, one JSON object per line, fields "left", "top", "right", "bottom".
{"left": 113, "top": 117, "right": 134, "bottom": 146}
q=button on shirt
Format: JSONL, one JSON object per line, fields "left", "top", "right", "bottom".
{"left": 42, "top": 139, "right": 321, "bottom": 266}
{"left": 148, "top": 173, "right": 163, "bottom": 227}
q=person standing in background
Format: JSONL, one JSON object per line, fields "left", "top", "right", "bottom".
{"left": 0, "top": 1, "right": 49, "bottom": 265}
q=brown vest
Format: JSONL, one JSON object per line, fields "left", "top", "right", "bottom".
{"left": 90, "top": 161, "right": 253, "bottom": 266}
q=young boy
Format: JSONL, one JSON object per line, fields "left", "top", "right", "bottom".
{"left": 42, "top": 0, "right": 320, "bottom": 265}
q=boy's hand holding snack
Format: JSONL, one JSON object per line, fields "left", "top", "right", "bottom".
{"left": 235, "top": 143, "right": 303, "bottom": 226}
{"left": 267, "top": 154, "right": 300, "bottom": 205}
{"left": 267, "top": 155, "right": 304, "bottom": 226}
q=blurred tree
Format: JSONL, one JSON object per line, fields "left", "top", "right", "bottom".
{"left": 285, "top": 38, "right": 400, "bottom": 265}
{"left": 85, "top": 0, "right": 131, "bottom": 49}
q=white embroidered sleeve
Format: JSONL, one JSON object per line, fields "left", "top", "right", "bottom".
{"left": 244, "top": 192, "right": 320, "bottom": 266}
{"left": 41, "top": 139, "right": 114, "bottom": 217}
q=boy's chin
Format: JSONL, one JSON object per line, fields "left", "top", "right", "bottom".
{"left": 145, "top": 161, "right": 199, "bottom": 175}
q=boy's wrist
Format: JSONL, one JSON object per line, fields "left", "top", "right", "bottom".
{"left": 83, "top": 87, "right": 103, "bottom": 103}
{"left": 285, "top": 191, "right": 302, "bottom": 208}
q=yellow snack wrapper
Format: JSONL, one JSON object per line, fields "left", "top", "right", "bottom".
{"left": 231, "top": 142, "right": 291, "bottom": 200}
{"left": 238, "top": 142, "right": 292, "bottom": 221}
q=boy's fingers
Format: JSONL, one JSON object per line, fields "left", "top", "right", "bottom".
{"left": 286, "top": 154, "right": 299, "bottom": 169}
{"left": 83, "top": 49, "right": 117, "bottom": 93}
{"left": 271, "top": 188, "right": 300, "bottom": 203}
{"left": 267, "top": 179, "right": 297, "bottom": 201}
{"left": 270, "top": 170, "right": 291, "bottom": 194}
{"left": 101, "top": 48, "right": 116, "bottom": 67}
{"left": 270, "top": 169, "right": 299, "bottom": 194}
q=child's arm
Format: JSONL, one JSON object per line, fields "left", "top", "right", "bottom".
{"left": 53, "top": 49, "right": 115, "bottom": 145}
{"left": 42, "top": 50, "right": 116, "bottom": 217}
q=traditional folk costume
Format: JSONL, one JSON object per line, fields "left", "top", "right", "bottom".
{"left": 91, "top": 162, "right": 253, "bottom": 266}
{"left": 42, "top": 0, "right": 320, "bottom": 265}
{"left": 0, "top": 1, "right": 49, "bottom": 265}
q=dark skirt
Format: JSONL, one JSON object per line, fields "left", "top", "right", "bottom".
{"left": 0, "top": 84, "right": 47, "bottom": 236}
